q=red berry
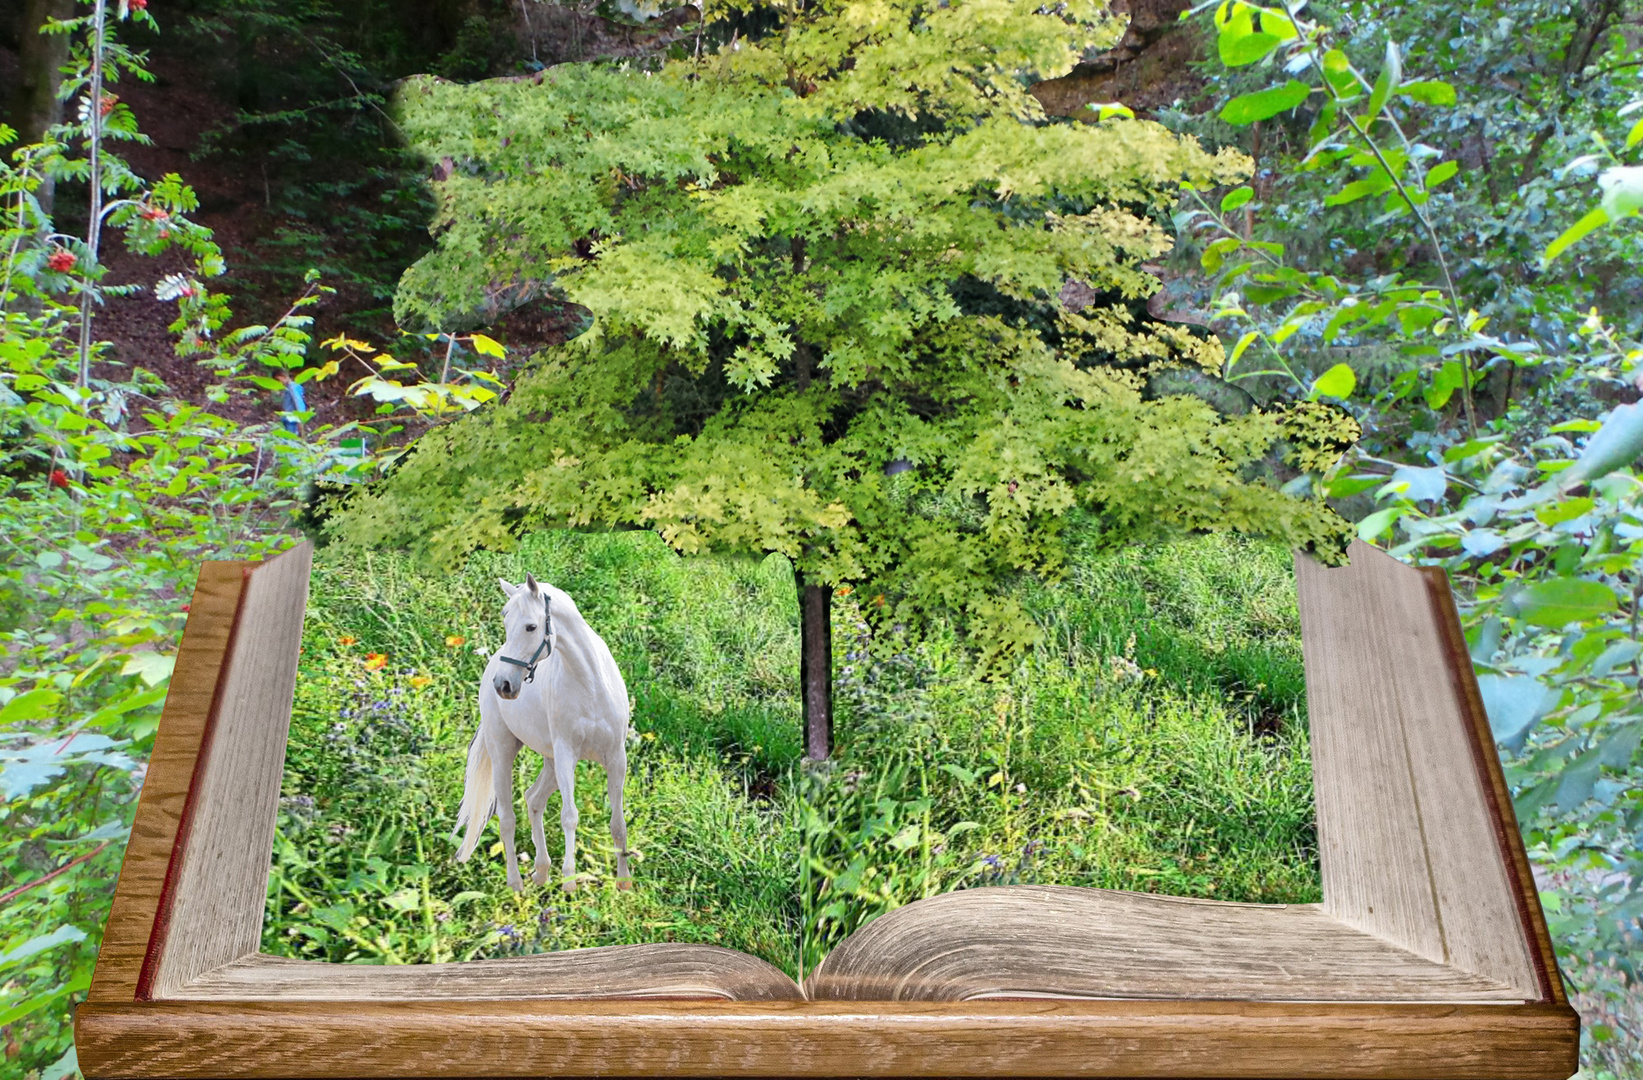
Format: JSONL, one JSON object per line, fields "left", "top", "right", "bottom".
{"left": 131, "top": 0, "right": 147, "bottom": 9}
{"left": 49, "top": 469, "right": 71, "bottom": 489}
{"left": 47, "top": 250, "right": 76, "bottom": 273}
{"left": 180, "top": 604, "right": 191, "bottom": 613}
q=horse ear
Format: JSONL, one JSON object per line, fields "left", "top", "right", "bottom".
{"left": 525, "top": 572, "right": 539, "bottom": 595}
{"left": 497, "top": 577, "right": 516, "bottom": 598}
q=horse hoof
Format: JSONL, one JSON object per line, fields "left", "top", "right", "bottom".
{"left": 617, "top": 878, "right": 632, "bottom": 892}
{"left": 532, "top": 866, "right": 551, "bottom": 887}
{"left": 562, "top": 878, "right": 577, "bottom": 894}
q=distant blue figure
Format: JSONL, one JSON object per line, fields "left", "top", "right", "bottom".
{"left": 276, "top": 370, "right": 306, "bottom": 434}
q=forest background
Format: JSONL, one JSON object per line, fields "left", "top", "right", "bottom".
{"left": 2, "top": 0, "right": 1642, "bottom": 1077}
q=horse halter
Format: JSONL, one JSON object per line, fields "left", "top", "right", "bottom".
{"left": 498, "top": 592, "right": 552, "bottom": 684}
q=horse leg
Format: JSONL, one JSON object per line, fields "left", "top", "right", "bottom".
{"left": 552, "top": 744, "right": 579, "bottom": 892}
{"left": 488, "top": 730, "right": 525, "bottom": 892}
{"left": 526, "top": 757, "right": 555, "bottom": 887}
{"left": 607, "top": 748, "right": 631, "bottom": 889}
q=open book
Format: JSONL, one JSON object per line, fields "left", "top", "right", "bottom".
{"left": 76, "top": 537, "right": 1578, "bottom": 1080}
{"left": 94, "top": 537, "right": 1563, "bottom": 1003}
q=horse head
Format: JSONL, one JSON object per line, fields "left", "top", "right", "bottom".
{"left": 494, "top": 573, "right": 553, "bottom": 700}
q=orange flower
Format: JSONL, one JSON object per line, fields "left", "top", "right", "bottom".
{"left": 872, "top": 594, "right": 886, "bottom": 607}
{"left": 338, "top": 635, "right": 357, "bottom": 646}
{"left": 834, "top": 585, "right": 852, "bottom": 596}
{"left": 409, "top": 675, "right": 434, "bottom": 689}
{"left": 363, "top": 653, "right": 388, "bottom": 670}
{"left": 445, "top": 635, "right": 466, "bottom": 648}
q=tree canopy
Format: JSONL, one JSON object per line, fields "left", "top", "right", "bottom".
{"left": 322, "top": 0, "right": 1354, "bottom": 671}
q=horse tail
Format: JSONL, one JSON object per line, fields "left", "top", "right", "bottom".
{"left": 453, "top": 727, "right": 495, "bottom": 863}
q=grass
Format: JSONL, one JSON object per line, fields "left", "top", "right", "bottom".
{"left": 264, "top": 525, "right": 1321, "bottom": 985}
{"left": 265, "top": 529, "right": 802, "bottom": 975}
{"left": 803, "top": 530, "right": 1319, "bottom": 971}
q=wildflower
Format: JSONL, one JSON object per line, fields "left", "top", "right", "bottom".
{"left": 130, "top": 0, "right": 147, "bottom": 10}
{"left": 445, "top": 635, "right": 466, "bottom": 647}
{"left": 180, "top": 604, "right": 190, "bottom": 613}
{"left": 643, "top": 732, "right": 656, "bottom": 741}
{"left": 99, "top": 94, "right": 118, "bottom": 117}
{"left": 834, "top": 585, "right": 852, "bottom": 596}
{"left": 1143, "top": 668, "right": 1158, "bottom": 678}
{"left": 409, "top": 675, "right": 434, "bottom": 689}
{"left": 48, "top": 469, "right": 71, "bottom": 489}
{"left": 363, "top": 653, "right": 387, "bottom": 670}
{"left": 46, "top": 250, "right": 76, "bottom": 273}
{"left": 339, "top": 635, "right": 358, "bottom": 646}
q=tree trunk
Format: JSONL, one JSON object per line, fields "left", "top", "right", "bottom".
{"left": 796, "top": 571, "right": 832, "bottom": 760}
{"left": 8, "top": 0, "right": 74, "bottom": 216}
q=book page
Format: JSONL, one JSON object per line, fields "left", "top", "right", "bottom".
{"left": 258, "top": 528, "right": 803, "bottom": 998}
{"left": 801, "top": 528, "right": 1324, "bottom": 994}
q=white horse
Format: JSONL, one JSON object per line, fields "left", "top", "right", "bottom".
{"left": 453, "top": 573, "right": 632, "bottom": 892}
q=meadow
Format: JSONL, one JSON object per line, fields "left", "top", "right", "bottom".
{"left": 263, "top": 524, "right": 1321, "bottom": 981}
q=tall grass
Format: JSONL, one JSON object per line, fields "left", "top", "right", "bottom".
{"left": 266, "top": 525, "right": 1320, "bottom": 986}
{"left": 802, "top": 530, "right": 1319, "bottom": 971}
{"left": 265, "top": 530, "right": 803, "bottom": 975}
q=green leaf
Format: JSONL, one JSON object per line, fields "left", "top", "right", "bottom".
{"left": 1366, "top": 40, "right": 1402, "bottom": 120}
{"left": 1220, "top": 80, "right": 1312, "bottom": 126}
{"left": 1227, "top": 330, "right": 1259, "bottom": 365}
{"left": 1324, "top": 175, "right": 1395, "bottom": 206}
{"left": 0, "top": 970, "right": 91, "bottom": 1027}
{"left": 1424, "top": 360, "right": 1466, "bottom": 409}
{"left": 1324, "top": 474, "right": 1383, "bottom": 498}
{"left": 121, "top": 651, "right": 176, "bottom": 687}
{"left": 1241, "top": 283, "right": 1298, "bottom": 304}
{"left": 1086, "top": 102, "right": 1135, "bottom": 121}
{"left": 1553, "top": 748, "right": 1603, "bottom": 810}
{"left": 1628, "top": 116, "right": 1643, "bottom": 151}
{"left": 0, "top": 925, "right": 87, "bottom": 971}
{"left": 467, "top": 333, "right": 507, "bottom": 359}
{"left": 1214, "top": 3, "right": 1298, "bottom": 66}
{"left": 1307, "top": 99, "right": 1338, "bottom": 149}
{"left": 1425, "top": 160, "right": 1459, "bottom": 188}
{"left": 1563, "top": 401, "right": 1643, "bottom": 485}
{"left": 1543, "top": 206, "right": 1610, "bottom": 265}
{"left": 1515, "top": 578, "right": 1618, "bottom": 628}
{"left": 1397, "top": 80, "right": 1456, "bottom": 106}
{"left": 1535, "top": 498, "right": 1595, "bottom": 526}
{"left": 1309, "top": 362, "right": 1356, "bottom": 400}
{"left": 1357, "top": 506, "right": 1401, "bottom": 541}
{"left": 1598, "top": 165, "right": 1643, "bottom": 221}
{"left": 1220, "top": 186, "right": 1255, "bottom": 213}
{"left": 1200, "top": 236, "right": 1243, "bottom": 274}
{"left": 1476, "top": 675, "right": 1556, "bottom": 752}
{"left": 1320, "top": 49, "right": 1357, "bottom": 96}
{"left": 0, "top": 687, "right": 62, "bottom": 723}
{"left": 1597, "top": 723, "right": 1642, "bottom": 769}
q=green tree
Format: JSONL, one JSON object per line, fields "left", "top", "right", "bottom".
{"left": 321, "top": 0, "right": 1355, "bottom": 757}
